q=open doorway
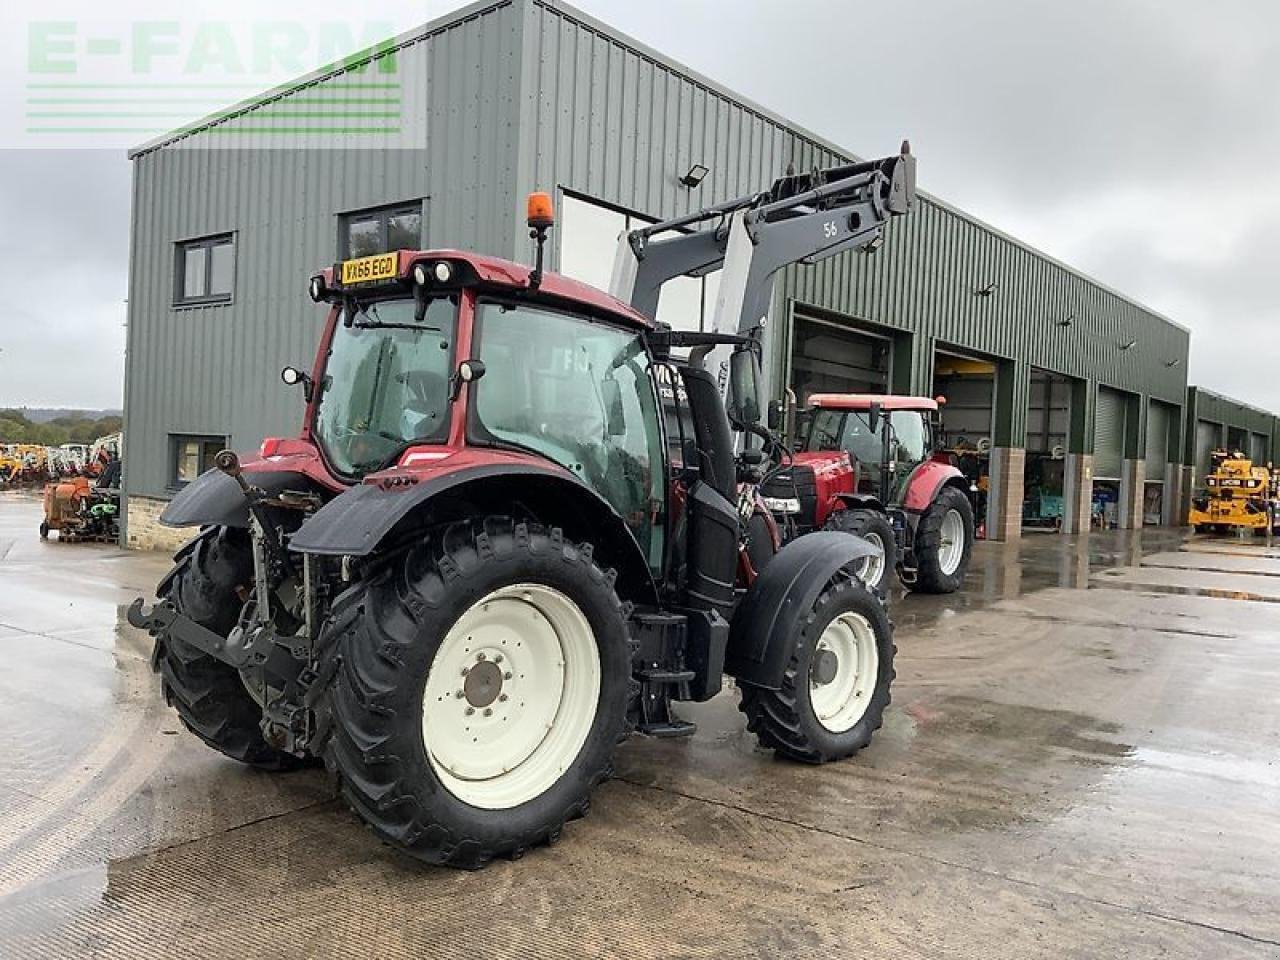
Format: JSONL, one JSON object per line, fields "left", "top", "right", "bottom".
{"left": 788, "top": 312, "right": 892, "bottom": 403}
{"left": 1024, "top": 369, "right": 1070, "bottom": 530}
{"left": 933, "top": 348, "right": 995, "bottom": 537}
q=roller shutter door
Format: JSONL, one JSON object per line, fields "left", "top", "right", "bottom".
{"left": 1250, "top": 432, "right": 1268, "bottom": 465}
{"left": 1094, "top": 387, "right": 1127, "bottom": 480}
{"left": 1194, "top": 420, "right": 1219, "bottom": 484}
{"left": 1144, "top": 401, "right": 1171, "bottom": 479}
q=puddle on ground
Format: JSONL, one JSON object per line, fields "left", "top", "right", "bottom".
{"left": 929, "top": 695, "right": 1134, "bottom": 764}
{"left": 1089, "top": 580, "right": 1280, "bottom": 604}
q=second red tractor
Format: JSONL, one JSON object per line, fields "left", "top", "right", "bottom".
{"left": 761, "top": 393, "right": 975, "bottom": 595}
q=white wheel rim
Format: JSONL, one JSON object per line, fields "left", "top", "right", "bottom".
{"left": 938, "top": 508, "right": 965, "bottom": 575}
{"left": 809, "top": 612, "right": 879, "bottom": 733}
{"left": 421, "top": 583, "right": 601, "bottom": 810}
{"left": 854, "top": 532, "right": 886, "bottom": 587}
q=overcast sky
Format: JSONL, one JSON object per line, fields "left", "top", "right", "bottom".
{"left": 1, "top": 0, "right": 1276, "bottom": 412}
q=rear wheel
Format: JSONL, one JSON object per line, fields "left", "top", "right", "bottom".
{"left": 322, "top": 519, "right": 632, "bottom": 867}
{"left": 822, "top": 509, "right": 897, "bottom": 596}
{"left": 38, "top": 521, "right": 49, "bottom": 540}
{"left": 155, "top": 527, "right": 301, "bottom": 769}
{"left": 913, "top": 487, "right": 974, "bottom": 594}
{"left": 739, "top": 577, "right": 894, "bottom": 763}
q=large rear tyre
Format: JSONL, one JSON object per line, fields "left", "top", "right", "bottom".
{"left": 822, "top": 508, "right": 897, "bottom": 597}
{"left": 156, "top": 527, "right": 302, "bottom": 769}
{"left": 739, "top": 577, "right": 894, "bottom": 764}
{"left": 912, "top": 487, "right": 974, "bottom": 594}
{"left": 321, "top": 520, "right": 632, "bottom": 868}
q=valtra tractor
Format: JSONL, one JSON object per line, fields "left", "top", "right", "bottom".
{"left": 761, "top": 392, "right": 975, "bottom": 595}
{"left": 129, "top": 144, "right": 917, "bottom": 866}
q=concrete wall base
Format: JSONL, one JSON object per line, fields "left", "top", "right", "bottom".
{"left": 986, "top": 447, "right": 1025, "bottom": 541}
{"left": 1119, "top": 459, "right": 1146, "bottom": 530}
{"left": 1177, "top": 465, "right": 1196, "bottom": 525}
{"left": 126, "top": 496, "right": 192, "bottom": 553}
{"left": 1063, "top": 454, "right": 1093, "bottom": 534}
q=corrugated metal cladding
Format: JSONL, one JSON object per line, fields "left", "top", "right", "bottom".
{"left": 1145, "top": 400, "right": 1173, "bottom": 475}
{"left": 517, "top": 0, "right": 1188, "bottom": 444}
{"left": 124, "top": 1, "right": 524, "bottom": 497}
{"left": 1181, "top": 386, "right": 1278, "bottom": 467}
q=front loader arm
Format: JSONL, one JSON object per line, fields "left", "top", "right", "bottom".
{"left": 610, "top": 143, "right": 916, "bottom": 336}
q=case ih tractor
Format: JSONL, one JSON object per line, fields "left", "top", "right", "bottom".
{"left": 762, "top": 393, "right": 975, "bottom": 595}
{"left": 129, "top": 146, "right": 916, "bottom": 866}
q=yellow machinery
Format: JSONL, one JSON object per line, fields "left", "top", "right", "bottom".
{"left": 1189, "top": 450, "right": 1279, "bottom": 533}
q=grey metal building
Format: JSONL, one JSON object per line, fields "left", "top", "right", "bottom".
{"left": 124, "top": 0, "right": 1202, "bottom": 548}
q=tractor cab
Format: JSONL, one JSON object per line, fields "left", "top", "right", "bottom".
{"left": 801, "top": 394, "right": 940, "bottom": 502}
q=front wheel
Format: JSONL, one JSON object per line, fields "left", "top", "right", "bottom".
{"left": 912, "top": 486, "right": 975, "bottom": 594}
{"left": 822, "top": 508, "right": 897, "bottom": 597}
{"left": 739, "top": 576, "right": 895, "bottom": 763}
{"left": 322, "top": 520, "right": 632, "bottom": 868}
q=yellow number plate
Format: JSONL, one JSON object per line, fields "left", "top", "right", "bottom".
{"left": 341, "top": 253, "right": 399, "bottom": 285}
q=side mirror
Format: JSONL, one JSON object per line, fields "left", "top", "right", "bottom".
{"left": 281, "top": 366, "right": 314, "bottom": 403}
{"left": 601, "top": 377, "right": 626, "bottom": 437}
{"left": 727, "top": 348, "right": 761, "bottom": 425}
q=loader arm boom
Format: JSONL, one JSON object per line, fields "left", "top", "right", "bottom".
{"left": 609, "top": 144, "right": 916, "bottom": 334}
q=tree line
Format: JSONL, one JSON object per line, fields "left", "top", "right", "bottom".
{"left": 0, "top": 409, "right": 123, "bottom": 446}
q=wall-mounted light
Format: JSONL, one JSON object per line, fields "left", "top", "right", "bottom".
{"left": 679, "top": 163, "right": 709, "bottom": 188}
{"left": 975, "top": 281, "right": 999, "bottom": 297}
{"left": 1055, "top": 315, "right": 1074, "bottom": 328}
{"left": 1119, "top": 338, "right": 1137, "bottom": 351}
{"left": 1164, "top": 358, "right": 1181, "bottom": 368}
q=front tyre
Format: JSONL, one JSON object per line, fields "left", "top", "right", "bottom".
{"left": 822, "top": 508, "right": 897, "bottom": 596}
{"left": 323, "top": 520, "right": 631, "bottom": 868}
{"left": 739, "top": 577, "right": 894, "bottom": 763}
{"left": 912, "top": 486, "right": 975, "bottom": 594}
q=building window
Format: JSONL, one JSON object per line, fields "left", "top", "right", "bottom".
{"left": 175, "top": 235, "right": 235, "bottom": 305}
{"left": 170, "top": 435, "right": 226, "bottom": 488}
{"left": 342, "top": 202, "right": 423, "bottom": 258}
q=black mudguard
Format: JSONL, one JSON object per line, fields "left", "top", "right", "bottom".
{"left": 159, "top": 469, "right": 320, "bottom": 529}
{"left": 286, "top": 460, "right": 655, "bottom": 599}
{"left": 832, "top": 492, "right": 886, "bottom": 513}
{"left": 725, "top": 531, "right": 879, "bottom": 690}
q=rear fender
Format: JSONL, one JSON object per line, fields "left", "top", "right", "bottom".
{"left": 288, "top": 462, "right": 658, "bottom": 603}
{"left": 901, "top": 461, "right": 966, "bottom": 514}
{"left": 725, "top": 531, "right": 878, "bottom": 689}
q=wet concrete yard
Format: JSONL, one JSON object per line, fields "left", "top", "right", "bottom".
{"left": 2, "top": 490, "right": 1278, "bottom": 958}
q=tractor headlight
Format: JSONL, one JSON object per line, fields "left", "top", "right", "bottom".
{"left": 308, "top": 275, "right": 326, "bottom": 302}
{"left": 412, "top": 262, "right": 430, "bottom": 286}
{"left": 433, "top": 261, "right": 453, "bottom": 283}
{"left": 762, "top": 496, "right": 802, "bottom": 515}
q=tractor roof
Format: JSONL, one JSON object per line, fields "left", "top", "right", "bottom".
{"left": 320, "top": 249, "right": 653, "bottom": 329}
{"left": 808, "top": 393, "right": 939, "bottom": 412}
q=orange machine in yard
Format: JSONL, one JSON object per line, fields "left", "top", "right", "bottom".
{"left": 40, "top": 474, "right": 120, "bottom": 542}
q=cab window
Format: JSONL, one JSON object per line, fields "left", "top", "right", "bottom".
{"left": 471, "top": 301, "right": 665, "bottom": 570}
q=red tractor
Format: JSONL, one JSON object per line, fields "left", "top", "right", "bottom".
{"left": 129, "top": 147, "right": 916, "bottom": 866}
{"left": 761, "top": 393, "right": 975, "bottom": 595}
